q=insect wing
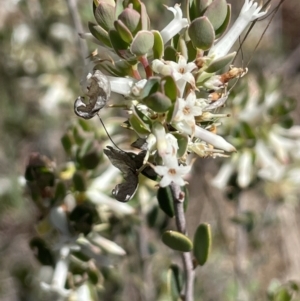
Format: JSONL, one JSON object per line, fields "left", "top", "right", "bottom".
{"left": 104, "top": 146, "right": 139, "bottom": 202}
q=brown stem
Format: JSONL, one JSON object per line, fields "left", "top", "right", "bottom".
{"left": 170, "top": 183, "right": 195, "bottom": 301}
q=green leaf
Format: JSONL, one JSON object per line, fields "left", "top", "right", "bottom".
{"left": 54, "top": 181, "right": 66, "bottom": 203}
{"left": 188, "top": 0, "right": 197, "bottom": 22}
{"left": 132, "top": 105, "right": 152, "bottom": 130}
{"left": 95, "top": 59, "right": 136, "bottom": 77}
{"left": 280, "top": 116, "right": 293, "bottom": 129}
{"left": 172, "top": 133, "right": 188, "bottom": 158}
{"left": 73, "top": 171, "right": 86, "bottom": 192}
{"left": 188, "top": 16, "right": 215, "bottom": 50}
{"left": 118, "top": 7, "right": 141, "bottom": 34}
{"left": 275, "top": 288, "right": 292, "bottom": 301}
{"left": 114, "top": 19, "right": 133, "bottom": 44}
{"left": 61, "top": 132, "right": 73, "bottom": 155}
{"left": 152, "top": 30, "right": 164, "bottom": 59}
{"left": 240, "top": 121, "right": 256, "bottom": 139}
{"left": 88, "top": 22, "right": 111, "bottom": 47}
{"left": 109, "top": 29, "right": 130, "bottom": 55}
{"left": 205, "top": 52, "right": 236, "bottom": 73}
{"left": 170, "top": 264, "right": 183, "bottom": 296}
{"left": 130, "top": 30, "right": 154, "bottom": 56}
{"left": 167, "top": 264, "right": 182, "bottom": 300}
{"left": 162, "top": 230, "right": 193, "bottom": 252}
{"left": 129, "top": 114, "right": 151, "bottom": 136}
{"left": 87, "top": 268, "right": 100, "bottom": 285}
{"left": 193, "top": 223, "right": 212, "bottom": 266}
{"left": 161, "top": 75, "right": 178, "bottom": 103}
{"left": 164, "top": 45, "right": 177, "bottom": 61}
{"left": 204, "top": 0, "right": 228, "bottom": 31}
{"left": 182, "top": 185, "right": 189, "bottom": 212}
{"left": 187, "top": 40, "right": 197, "bottom": 62}
{"left": 139, "top": 77, "right": 160, "bottom": 99}
{"left": 142, "top": 92, "right": 172, "bottom": 113}
{"left": 215, "top": 4, "right": 231, "bottom": 39}
{"left": 140, "top": 2, "right": 149, "bottom": 30}
{"left": 195, "top": 0, "right": 212, "bottom": 16}
{"left": 166, "top": 95, "right": 180, "bottom": 123}
{"left": 94, "top": 2, "right": 115, "bottom": 31}
{"left": 157, "top": 186, "right": 175, "bottom": 218}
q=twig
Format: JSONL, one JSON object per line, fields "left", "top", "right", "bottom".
{"left": 170, "top": 183, "right": 195, "bottom": 301}
{"left": 65, "top": 0, "right": 89, "bottom": 64}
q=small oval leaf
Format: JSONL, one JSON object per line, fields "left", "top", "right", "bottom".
{"left": 73, "top": 171, "right": 86, "bottom": 192}
{"left": 130, "top": 30, "right": 154, "bottom": 56}
{"left": 204, "top": 0, "right": 228, "bottom": 31}
{"left": 142, "top": 92, "right": 172, "bottom": 113}
{"left": 114, "top": 20, "right": 133, "bottom": 44}
{"left": 152, "top": 30, "right": 164, "bottom": 59}
{"left": 157, "top": 186, "right": 175, "bottom": 218}
{"left": 193, "top": 223, "right": 212, "bottom": 266}
{"left": 162, "top": 230, "right": 193, "bottom": 252}
{"left": 94, "top": 2, "right": 115, "bottom": 31}
{"left": 188, "top": 16, "right": 215, "bottom": 50}
{"left": 206, "top": 52, "right": 236, "bottom": 73}
{"left": 88, "top": 22, "right": 111, "bottom": 47}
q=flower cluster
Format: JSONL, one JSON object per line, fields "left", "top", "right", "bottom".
{"left": 212, "top": 76, "right": 297, "bottom": 193}
{"left": 76, "top": 0, "right": 267, "bottom": 190}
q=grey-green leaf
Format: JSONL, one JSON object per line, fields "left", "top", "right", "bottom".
{"left": 188, "top": 16, "right": 215, "bottom": 50}
{"left": 130, "top": 30, "right": 154, "bottom": 56}
{"left": 193, "top": 223, "right": 212, "bottom": 266}
{"left": 204, "top": 0, "right": 228, "bottom": 31}
{"left": 157, "top": 186, "right": 175, "bottom": 218}
{"left": 162, "top": 230, "right": 193, "bottom": 252}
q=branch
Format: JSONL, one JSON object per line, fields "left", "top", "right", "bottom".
{"left": 170, "top": 183, "right": 195, "bottom": 301}
{"left": 65, "top": 0, "right": 89, "bottom": 64}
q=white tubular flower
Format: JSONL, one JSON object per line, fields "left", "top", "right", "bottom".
{"left": 211, "top": 161, "right": 236, "bottom": 189}
{"left": 269, "top": 129, "right": 292, "bottom": 164}
{"left": 209, "top": 0, "right": 268, "bottom": 59}
{"left": 152, "top": 55, "right": 197, "bottom": 97}
{"left": 131, "top": 79, "right": 147, "bottom": 96}
{"left": 153, "top": 155, "right": 191, "bottom": 187}
{"left": 255, "top": 140, "right": 285, "bottom": 182}
{"left": 107, "top": 76, "right": 137, "bottom": 96}
{"left": 41, "top": 246, "right": 71, "bottom": 299}
{"left": 195, "top": 125, "right": 236, "bottom": 152}
{"left": 237, "top": 150, "right": 253, "bottom": 188}
{"left": 174, "top": 91, "right": 203, "bottom": 124}
{"left": 174, "top": 121, "right": 236, "bottom": 152}
{"left": 153, "top": 122, "right": 179, "bottom": 158}
{"left": 50, "top": 206, "right": 71, "bottom": 236}
{"left": 160, "top": 4, "right": 189, "bottom": 44}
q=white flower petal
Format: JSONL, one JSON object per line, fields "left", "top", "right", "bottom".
{"left": 160, "top": 4, "right": 189, "bottom": 44}
{"left": 160, "top": 175, "right": 173, "bottom": 187}
{"left": 209, "top": 0, "right": 268, "bottom": 59}
{"left": 171, "top": 175, "right": 186, "bottom": 186}
{"left": 176, "top": 165, "right": 191, "bottom": 176}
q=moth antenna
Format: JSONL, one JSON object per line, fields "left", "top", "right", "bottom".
{"left": 230, "top": 0, "right": 285, "bottom": 92}
{"left": 245, "top": 0, "right": 285, "bottom": 68}
{"left": 97, "top": 114, "right": 124, "bottom": 152}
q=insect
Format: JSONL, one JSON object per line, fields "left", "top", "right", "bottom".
{"left": 103, "top": 146, "right": 157, "bottom": 202}
{"left": 103, "top": 146, "right": 145, "bottom": 202}
{"left": 74, "top": 70, "right": 111, "bottom": 119}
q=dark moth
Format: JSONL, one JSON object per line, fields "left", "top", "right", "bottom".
{"left": 104, "top": 146, "right": 156, "bottom": 202}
